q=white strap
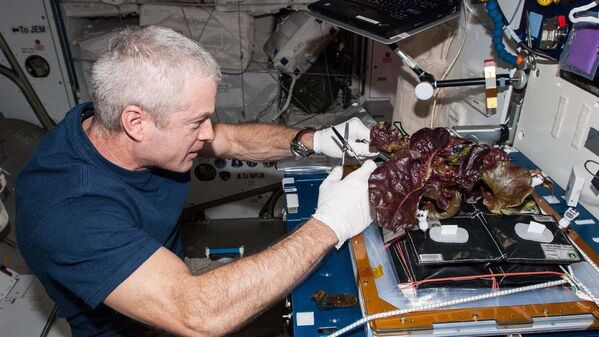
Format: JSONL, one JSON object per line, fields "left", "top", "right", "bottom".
{"left": 569, "top": 1, "right": 599, "bottom": 24}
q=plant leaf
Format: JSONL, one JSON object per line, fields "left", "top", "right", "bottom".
{"left": 370, "top": 123, "right": 409, "bottom": 155}
{"left": 481, "top": 161, "right": 533, "bottom": 213}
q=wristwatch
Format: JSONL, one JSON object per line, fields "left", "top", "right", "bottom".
{"left": 290, "top": 127, "right": 315, "bottom": 157}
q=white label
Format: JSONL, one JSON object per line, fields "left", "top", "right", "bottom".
{"left": 286, "top": 194, "right": 299, "bottom": 214}
{"left": 541, "top": 243, "right": 579, "bottom": 261}
{"left": 355, "top": 15, "right": 379, "bottom": 25}
{"left": 419, "top": 254, "right": 443, "bottom": 262}
{"left": 575, "top": 219, "right": 595, "bottom": 225}
{"left": 282, "top": 177, "right": 296, "bottom": 192}
{"left": 441, "top": 225, "right": 458, "bottom": 235}
{"left": 296, "top": 312, "right": 314, "bottom": 326}
{"left": 528, "top": 221, "right": 547, "bottom": 234}
{"left": 543, "top": 195, "right": 561, "bottom": 204}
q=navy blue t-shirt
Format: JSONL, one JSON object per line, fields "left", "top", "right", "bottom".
{"left": 16, "top": 102, "right": 191, "bottom": 336}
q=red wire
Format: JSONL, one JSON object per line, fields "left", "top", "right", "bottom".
{"left": 394, "top": 242, "right": 415, "bottom": 285}
{"left": 407, "top": 271, "right": 564, "bottom": 287}
{"left": 488, "top": 267, "right": 498, "bottom": 291}
{"left": 384, "top": 236, "right": 402, "bottom": 250}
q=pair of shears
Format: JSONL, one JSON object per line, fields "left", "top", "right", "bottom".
{"left": 332, "top": 123, "right": 364, "bottom": 165}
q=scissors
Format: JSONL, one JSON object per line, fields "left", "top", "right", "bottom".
{"left": 341, "top": 123, "right": 349, "bottom": 167}
{"left": 332, "top": 124, "right": 364, "bottom": 165}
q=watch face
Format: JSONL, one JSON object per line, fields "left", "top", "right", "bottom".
{"left": 291, "top": 128, "right": 315, "bottom": 157}
{"left": 291, "top": 142, "right": 307, "bottom": 157}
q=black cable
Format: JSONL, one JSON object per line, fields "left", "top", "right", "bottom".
{"left": 518, "top": 42, "right": 559, "bottom": 63}
{"left": 40, "top": 306, "right": 58, "bottom": 337}
{"left": 252, "top": 95, "right": 279, "bottom": 122}
{"left": 584, "top": 160, "right": 599, "bottom": 177}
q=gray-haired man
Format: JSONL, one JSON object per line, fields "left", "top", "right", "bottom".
{"left": 16, "top": 25, "right": 376, "bottom": 336}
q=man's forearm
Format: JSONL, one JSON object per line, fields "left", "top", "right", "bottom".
{"left": 200, "top": 123, "right": 313, "bottom": 161}
{"left": 182, "top": 218, "right": 336, "bottom": 336}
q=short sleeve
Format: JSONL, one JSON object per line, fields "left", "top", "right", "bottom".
{"left": 29, "top": 196, "right": 162, "bottom": 308}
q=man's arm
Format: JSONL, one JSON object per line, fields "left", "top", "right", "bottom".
{"left": 105, "top": 160, "right": 377, "bottom": 337}
{"left": 199, "top": 123, "right": 313, "bottom": 161}
{"left": 198, "top": 117, "right": 377, "bottom": 162}
{"left": 105, "top": 218, "right": 335, "bottom": 337}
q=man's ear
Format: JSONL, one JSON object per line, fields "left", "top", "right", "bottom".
{"left": 120, "top": 105, "right": 146, "bottom": 142}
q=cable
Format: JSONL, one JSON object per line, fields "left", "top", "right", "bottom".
{"left": 250, "top": 95, "right": 279, "bottom": 122}
{"left": 502, "top": 0, "right": 523, "bottom": 44}
{"left": 505, "top": 0, "right": 523, "bottom": 27}
{"left": 518, "top": 42, "right": 559, "bottom": 62}
{"left": 584, "top": 160, "right": 599, "bottom": 177}
{"left": 393, "top": 242, "right": 415, "bottom": 285}
{"left": 251, "top": 60, "right": 313, "bottom": 114}
{"left": 327, "top": 279, "right": 568, "bottom": 337}
{"left": 430, "top": 3, "right": 468, "bottom": 127}
{"left": 504, "top": 25, "right": 522, "bottom": 44}
{"left": 405, "top": 271, "right": 564, "bottom": 288}
{"left": 271, "top": 76, "right": 297, "bottom": 121}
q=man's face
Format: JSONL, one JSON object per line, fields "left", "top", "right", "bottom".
{"left": 141, "top": 76, "right": 217, "bottom": 172}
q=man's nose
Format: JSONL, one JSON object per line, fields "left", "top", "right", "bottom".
{"left": 198, "top": 119, "right": 215, "bottom": 142}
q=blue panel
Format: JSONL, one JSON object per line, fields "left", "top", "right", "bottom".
{"left": 528, "top": 11, "right": 543, "bottom": 39}
{"left": 285, "top": 171, "right": 365, "bottom": 337}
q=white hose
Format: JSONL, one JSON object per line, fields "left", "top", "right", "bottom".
{"left": 271, "top": 76, "right": 297, "bottom": 121}
{"left": 570, "top": 1, "right": 599, "bottom": 24}
{"left": 327, "top": 279, "right": 568, "bottom": 337}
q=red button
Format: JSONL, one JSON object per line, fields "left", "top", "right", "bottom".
{"left": 558, "top": 15, "right": 567, "bottom": 28}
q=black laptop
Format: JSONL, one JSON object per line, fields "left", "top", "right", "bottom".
{"left": 308, "top": 0, "right": 461, "bottom": 44}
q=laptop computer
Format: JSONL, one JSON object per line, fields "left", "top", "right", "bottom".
{"left": 308, "top": 0, "right": 461, "bottom": 44}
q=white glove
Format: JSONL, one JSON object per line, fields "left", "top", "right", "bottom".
{"left": 313, "top": 117, "right": 378, "bottom": 159}
{"left": 312, "top": 160, "right": 377, "bottom": 249}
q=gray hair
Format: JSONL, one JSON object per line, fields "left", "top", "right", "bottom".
{"left": 91, "top": 25, "right": 221, "bottom": 131}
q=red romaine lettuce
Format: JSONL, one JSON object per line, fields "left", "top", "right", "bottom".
{"left": 369, "top": 123, "right": 409, "bottom": 156}
{"left": 368, "top": 125, "right": 533, "bottom": 232}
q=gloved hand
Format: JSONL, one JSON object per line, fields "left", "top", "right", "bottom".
{"left": 313, "top": 117, "right": 378, "bottom": 159}
{"left": 312, "top": 160, "right": 377, "bottom": 249}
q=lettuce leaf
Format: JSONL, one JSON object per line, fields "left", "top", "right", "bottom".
{"left": 481, "top": 161, "right": 533, "bottom": 213}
